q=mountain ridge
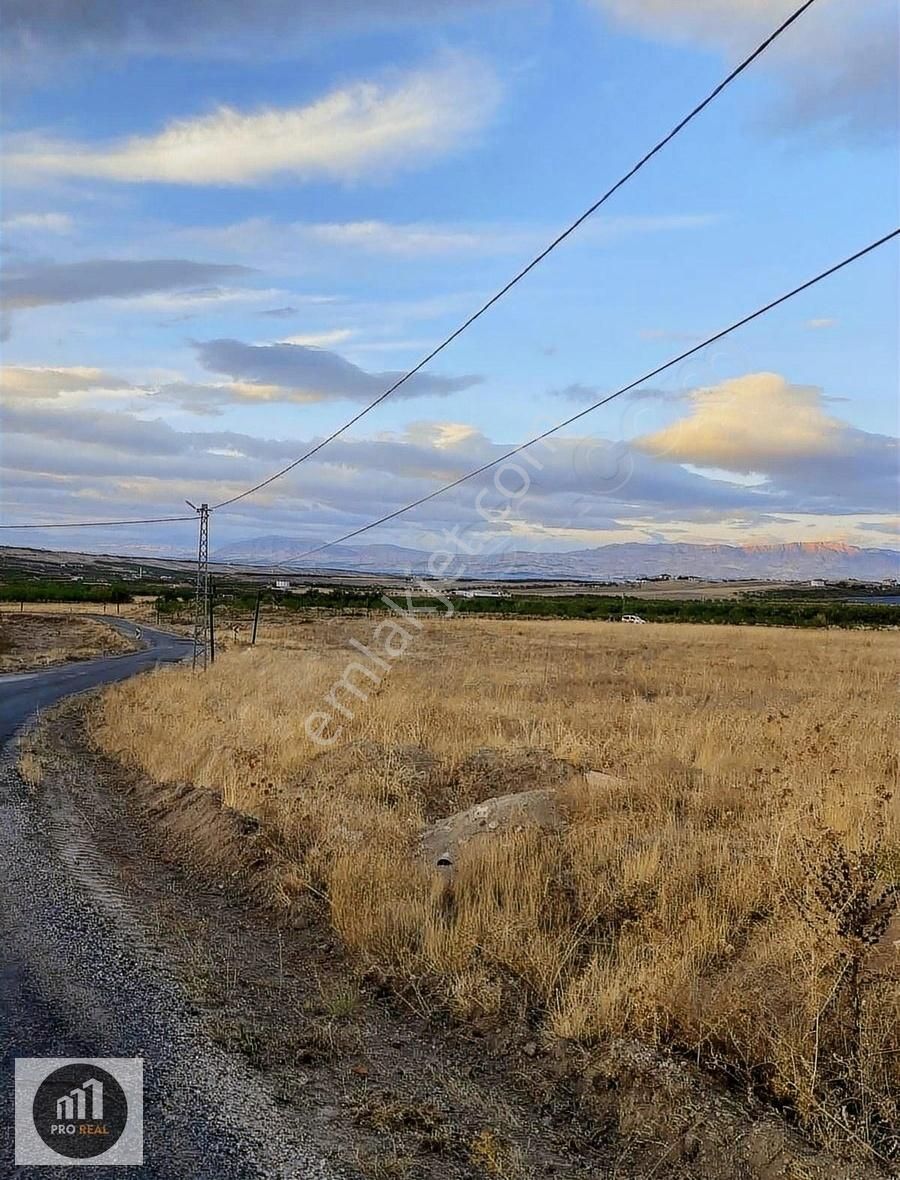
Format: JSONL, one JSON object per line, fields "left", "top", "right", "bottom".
{"left": 213, "top": 536, "right": 900, "bottom": 582}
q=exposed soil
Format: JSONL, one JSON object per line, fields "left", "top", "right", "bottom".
{"left": 0, "top": 611, "right": 138, "bottom": 672}
{"left": 19, "top": 699, "right": 889, "bottom": 1180}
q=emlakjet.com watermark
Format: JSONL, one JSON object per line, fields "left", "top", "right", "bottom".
{"left": 15, "top": 1057, "right": 143, "bottom": 1166}
{"left": 302, "top": 436, "right": 568, "bottom": 747}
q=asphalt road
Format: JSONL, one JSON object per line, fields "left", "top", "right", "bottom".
{"left": 0, "top": 620, "right": 343, "bottom": 1179}
{"left": 0, "top": 618, "right": 192, "bottom": 745}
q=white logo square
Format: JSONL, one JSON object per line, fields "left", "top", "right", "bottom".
{"left": 15, "top": 1057, "right": 143, "bottom": 1166}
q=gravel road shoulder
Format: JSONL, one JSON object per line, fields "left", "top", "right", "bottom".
{"left": 0, "top": 715, "right": 348, "bottom": 1179}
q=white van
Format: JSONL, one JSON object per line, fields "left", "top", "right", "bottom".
{"left": 621, "top": 614, "right": 647, "bottom": 624}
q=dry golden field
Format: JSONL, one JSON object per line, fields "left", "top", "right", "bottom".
{"left": 0, "top": 610, "right": 137, "bottom": 671}
{"left": 92, "top": 617, "right": 899, "bottom": 1160}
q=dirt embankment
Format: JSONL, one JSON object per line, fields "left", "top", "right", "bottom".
{"left": 0, "top": 612, "right": 139, "bottom": 673}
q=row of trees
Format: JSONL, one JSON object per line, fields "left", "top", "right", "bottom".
{"left": 0, "top": 579, "right": 133, "bottom": 604}
{"left": 452, "top": 594, "right": 898, "bottom": 628}
{"left": 3, "top": 578, "right": 895, "bottom": 629}
{"left": 155, "top": 587, "right": 900, "bottom": 628}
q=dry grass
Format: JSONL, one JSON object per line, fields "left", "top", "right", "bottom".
{"left": 0, "top": 600, "right": 149, "bottom": 617}
{"left": 0, "top": 611, "right": 137, "bottom": 672}
{"left": 17, "top": 749, "right": 45, "bottom": 788}
{"left": 92, "top": 617, "right": 899, "bottom": 1159}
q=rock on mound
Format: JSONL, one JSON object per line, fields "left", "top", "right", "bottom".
{"left": 420, "top": 788, "right": 561, "bottom": 870}
{"left": 419, "top": 768, "right": 625, "bottom": 873}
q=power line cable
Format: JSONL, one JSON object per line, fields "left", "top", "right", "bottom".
{"left": 0, "top": 0, "right": 820, "bottom": 532}
{"left": 0, "top": 515, "right": 197, "bottom": 529}
{"left": 269, "top": 229, "right": 899, "bottom": 570}
{"left": 209, "top": 0, "right": 819, "bottom": 512}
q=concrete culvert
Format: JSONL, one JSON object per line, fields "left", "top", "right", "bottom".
{"left": 419, "top": 768, "right": 626, "bottom": 876}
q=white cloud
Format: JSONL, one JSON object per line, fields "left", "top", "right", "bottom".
{"left": 404, "top": 421, "right": 484, "bottom": 450}
{"left": 805, "top": 317, "right": 838, "bottom": 330}
{"left": 167, "top": 212, "right": 717, "bottom": 268}
{"left": 0, "top": 399, "right": 753, "bottom": 533}
{"left": 592, "top": 0, "right": 810, "bottom": 51}
{"left": 637, "top": 373, "right": 844, "bottom": 470}
{"left": 306, "top": 214, "right": 718, "bottom": 255}
{"left": 1, "top": 212, "right": 73, "bottom": 233}
{"left": 636, "top": 372, "right": 898, "bottom": 512}
{"left": 3, "top": 377, "right": 896, "bottom": 549}
{"left": 306, "top": 220, "right": 499, "bottom": 255}
{"left": 8, "top": 56, "right": 501, "bottom": 186}
{"left": 279, "top": 329, "right": 356, "bottom": 347}
{"left": 590, "top": 0, "right": 898, "bottom": 142}
{"left": 124, "top": 286, "right": 286, "bottom": 313}
{"left": 0, "top": 365, "right": 134, "bottom": 399}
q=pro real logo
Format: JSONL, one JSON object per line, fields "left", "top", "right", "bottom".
{"left": 15, "top": 1058, "right": 143, "bottom": 1166}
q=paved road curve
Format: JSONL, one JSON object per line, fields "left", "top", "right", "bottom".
{"left": 0, "top": 618, "right": 192, "bottom": 745}
{"left": 0, "top": 620, "right": 342, "bottom": 1179}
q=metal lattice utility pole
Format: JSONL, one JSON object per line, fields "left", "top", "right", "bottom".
{"left": 251, "top": 588, "right": 262, "bottom": 645}
{"left": 187, "top": 501, "right": 210, "bottom": 670}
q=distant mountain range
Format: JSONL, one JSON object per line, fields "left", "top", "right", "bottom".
{"left": 213, "top": 537, "right": 900, "bottom": 583}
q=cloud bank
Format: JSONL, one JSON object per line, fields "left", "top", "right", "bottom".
{"left": 2, "top": 0, "right": 502, "bottom": 62}
{"left": 192, "top": 338, "right": 482, "bottom": 405}
{"left": 1, "top": 258, "right": 253, "bottom": 309}
{"left": 3, "top": 366, "right": 895, "bottom": 549}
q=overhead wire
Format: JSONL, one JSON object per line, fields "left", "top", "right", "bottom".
{"left": 266, "top": 229, "right": 900, "bottom": 570}
{"left": 207, "top": 0, "right": 820, "bottom": 512}
{"left": 0, "top": 515, "right": 197, "bottom": 529}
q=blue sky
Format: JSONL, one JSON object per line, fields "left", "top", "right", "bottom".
{"left": 1, "top": 0, "right": 897, "bottom": 559}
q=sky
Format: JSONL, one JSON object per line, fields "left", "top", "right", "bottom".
{"left": 1, "top": 0, "right": 898, "bottom": 562}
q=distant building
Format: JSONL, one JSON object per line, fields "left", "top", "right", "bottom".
{"left": 273, "top": 579, "right": 291, "bottom": 591}
{"left": 454, "top": 589, "right": 509, "bottom": 599}
{"left": 808, "top": 579, "right": 826, "bottom": 588}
